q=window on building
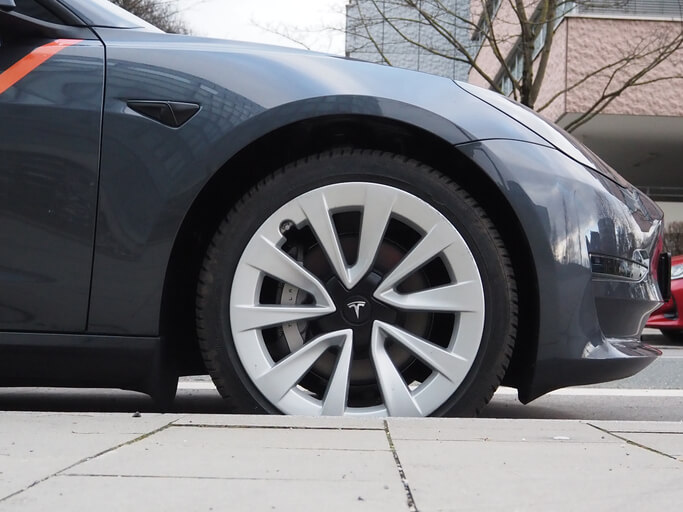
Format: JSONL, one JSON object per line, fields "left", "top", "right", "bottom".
{"left": 499, "top": 75, "right": 513, "bottom": 96}
{"left": 556, "top": 0, "right": 577, "bottom": 23}
{"left": 577, "top": 0, "right": 682, "bottom": 18}
{"left": 472, "top": 0, "right": 502, "bottom": 42}
{"left": 533, "top": 23, "right": 546, "bottom": 58}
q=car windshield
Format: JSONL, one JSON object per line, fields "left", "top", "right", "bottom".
{"left": 60, "top": 0, "right": 159, "bottom": 29}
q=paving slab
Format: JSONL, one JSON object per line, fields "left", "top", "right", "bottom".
{"left": 0, "top": 475, "right": 408, "bottom": 512}
{"left": 387, "top": 418, "right": 617, "bottom": 443}
{"left": 391, "top": 428, "right": 683, "bottom": 511}
{"left": 175, "top": 414, "right": 385, "bottom": 429}
{"left": 67, "top": 426, "right": 399, "bottom": 482}
{"left": 160, "top": 424, "right": 388, "bottom": 451}
{"left": 3, "top": 414, "right": 683, "bottom": 512}
{"left": 0, "top": 412, "right": 180, "bottom": 500}
{"left": 610, "top": 432, "right": 683, "bottom": 461}
{"left": 590, "top": 420, "right": 683, "bottom": 433}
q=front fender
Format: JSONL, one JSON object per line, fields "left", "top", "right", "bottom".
{"left": 86, "top": 30, "right": 547, "bottom": 334}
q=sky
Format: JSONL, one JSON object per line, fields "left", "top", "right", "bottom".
{"left": 181, "top": 0, "right": 348, "bottom": 55}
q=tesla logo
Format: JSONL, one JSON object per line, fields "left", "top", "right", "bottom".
{"left": 346, "top": 300, "right": 367, "bottom": 319}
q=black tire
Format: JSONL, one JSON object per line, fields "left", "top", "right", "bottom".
{"left": 196, "top": 149, "right": 518, "bottom": 417}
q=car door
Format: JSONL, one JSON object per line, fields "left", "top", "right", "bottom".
{"left": 0, "top": 0, "right": 104, "bottom": 332}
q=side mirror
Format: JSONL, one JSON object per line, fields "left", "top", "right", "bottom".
{"left": 0, "top": 0, "right": 15, "bottom": 13}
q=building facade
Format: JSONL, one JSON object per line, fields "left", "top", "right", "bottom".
{"left": 345, "top": 0, "right": 473, "bottom": 81}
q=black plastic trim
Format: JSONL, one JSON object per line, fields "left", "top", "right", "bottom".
{"left": 127, "top": 100, "right": 200, "bottom": 128}
{"left": 659, "top": 252, "right": 672, "bottom": 301}
{"left": 0, "top": 9, "right": 94, "bottom": 39}
{"left": 590, "top": 253, "right": 648, "bottom": 281}
{"left": 0, "top": 332, "right": 167, "bottom": 397}
{"left": 37, "top": 0, "right": 85, "bottom": 26}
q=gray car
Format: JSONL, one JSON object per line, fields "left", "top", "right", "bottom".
{"left": 0, "top": 0, "right": 669, "bottom": 417}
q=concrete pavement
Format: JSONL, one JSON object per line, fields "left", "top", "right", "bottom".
{"left": 1, "top": 413, "right": 682, "bottom": 511}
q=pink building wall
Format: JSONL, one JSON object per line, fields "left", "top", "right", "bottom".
{"left": 468, "top": 0, "right": 521, "bottom": 90}
{"left": 564, "top": 17, "right": 683, "bottom": 118}
{"left": 470, "top": 13, "right": 683, "bottom": 122}
{"left": 533, "top": 21, "right": 568, "bottom": 122}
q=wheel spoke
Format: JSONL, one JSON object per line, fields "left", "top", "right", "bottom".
{"left": 297, "top": 191, "right": 350, "bottom": 287}
{"left": 375, "top": 281, "right": 483, "bottom": 313}
{"left": 232, "top": 305, "right": 334, "bottom": 332}
{"left": 254, "top": 330, "right": 352, "bottom": 403}
{"left": 370, "top": 323, "right": 422, "bottom": 417}
{"left": 321, "top": 331, "right": 354, "bottom": 416}
{"left": 375, "top": 322, "right": 470, "bottom": 385}
{"left": 348, "top": 188, "right": 397, "bottom": 287}
{"left": 244, "top": 235, "right": 332, "bottom": 304}
{"left": 374, "top": 220, "right": 459, "bottom": 297}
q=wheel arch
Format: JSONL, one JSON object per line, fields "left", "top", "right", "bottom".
{"left": 160, "top": 114, "right": 540, "bottom": 386}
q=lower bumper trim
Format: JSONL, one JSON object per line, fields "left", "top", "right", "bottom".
{"left": 518, "top": 340, "right": 660, "bottom": 404}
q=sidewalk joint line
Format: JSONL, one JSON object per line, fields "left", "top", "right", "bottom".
{"left": 384, "top": 420, "right": 418, "bottom": 512}
{"left": 609, "top": 431, "right": 683, "bottom": 435}
{"left": 0, "top": 419, "right": 178, "bottom": 504}
{"left": 59, "top": 473, "right": 378, "bottom": 482}
{"left": 587, "top": 423, "right": 681, "bottom": 462}
{"left": 171, "top": 423, "right": 383, "bottom": 431}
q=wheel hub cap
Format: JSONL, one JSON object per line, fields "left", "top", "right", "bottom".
{"left": 343, "top": 297, "right": 371, "bottom": 325}
{"left": 230, "top": 182, "right": 485, "bottom": 417}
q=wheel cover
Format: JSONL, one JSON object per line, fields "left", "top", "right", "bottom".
{"left": 230, "top": 182, "right": 485, "bottom": 417}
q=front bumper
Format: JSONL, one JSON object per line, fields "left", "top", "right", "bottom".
{"left": 458, "top": 139, "right": 664, "bottom": 402}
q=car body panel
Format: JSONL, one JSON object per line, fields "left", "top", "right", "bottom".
{"left": 0, "top": 1, "right": 667, "bottom": 406}
{"left": 458, "top": 139, "right": 663, "bottom": 400}
{"left": 86, "top": 28, "right": 549, "bottom": 334}
{"left": 0, "top": 32, "right": 104, "bottom": 331}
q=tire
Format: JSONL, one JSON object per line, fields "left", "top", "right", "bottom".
{"left": 197, "top": 149, "right": 517, "bottom": 417}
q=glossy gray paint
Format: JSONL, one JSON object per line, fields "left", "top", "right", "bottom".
{"left": 457, "top": 140, "right": 662, "bottom": 399}
{"left": 0, "top": 1, "right": 665, "bottom": 402}
{"left": 0, "top": 26, "right": 104, "bottom": 331}
{"left": 86, "top": 28, "right": 550, "bottom": 335}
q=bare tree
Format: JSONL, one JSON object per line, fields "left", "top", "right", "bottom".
{"left": 110, "top": 0, "right": 190, "bottom": 34}
{"left": 346, "top": 0, "right": 683, "bottom": 131}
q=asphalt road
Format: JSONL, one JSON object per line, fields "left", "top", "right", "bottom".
{"left": 1, "top": 332, "right": 681, "bottom": 421}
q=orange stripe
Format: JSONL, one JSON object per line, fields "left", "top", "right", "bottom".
{"left": 0, "top": 39, "right": 82, "bottom": 95}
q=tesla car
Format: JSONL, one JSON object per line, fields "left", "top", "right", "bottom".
{"left": 647, "top": 254, "right": 682, "bottom": 341}
{"left": 0, "top": 0, "right": 671, "bottom": 417}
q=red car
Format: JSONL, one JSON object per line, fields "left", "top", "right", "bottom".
{"left": 647, "top": 254, "right": 683, "bottom": 340}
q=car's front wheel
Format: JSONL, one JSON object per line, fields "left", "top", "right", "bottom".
{"left": 197, "top": 149, "right": 517, "bottom": 417}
